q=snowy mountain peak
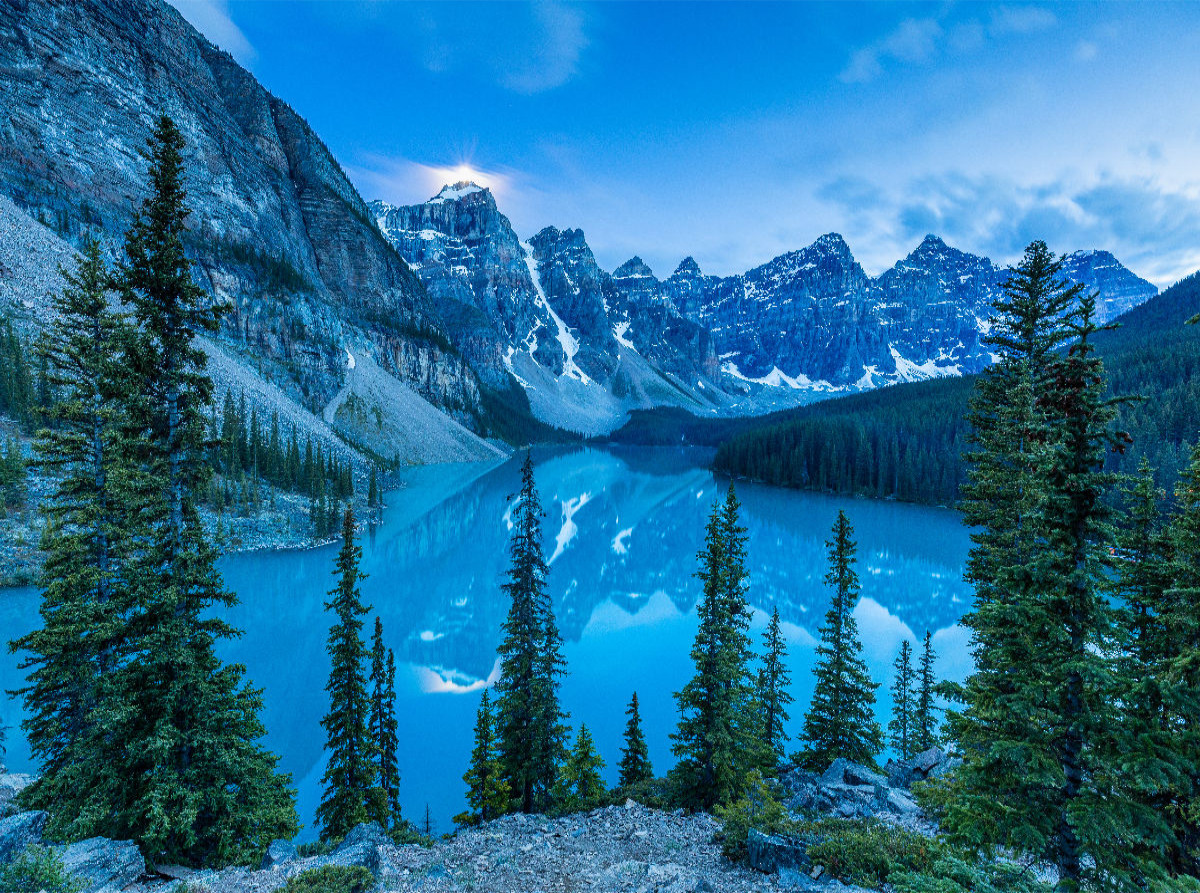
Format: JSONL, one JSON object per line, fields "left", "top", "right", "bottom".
{"left": 811, "top": 232, "right": 852, "bottom": 254}
{"left": 613, "top": 256, "right": 657, "bottom": 282}
{"left": 428, "top": 181, "right": 489, "bottom": 205}
{"left": 671, "top": 257, "right": 703, "bottom": 278}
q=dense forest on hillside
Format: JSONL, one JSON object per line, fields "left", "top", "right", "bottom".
{"left": 703, "top": 272, "right": 1200, "bottom": 505}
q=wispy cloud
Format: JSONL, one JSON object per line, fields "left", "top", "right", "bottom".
{"left": 840, "top": 6, "right": 1056, "bottom": 84}
{"left": 165, "top": 0, "right": 256, "bottom": 67}
{"left": 407, "top": 0, "right": 590, "bottom": 95}
{"left": 346, "top": 154, "right": 516, "bottom": 207}
{"left": 818, "top": 171, "right": 1200, "bottom": 287}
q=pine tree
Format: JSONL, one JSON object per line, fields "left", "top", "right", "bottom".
{"left": 456, "top": 689, "right": 509, "bottom": 826}
{"left": 798, "top": 510, "right": 883, "bottom": 771}
{"left": 10, "top": 240, "right": 131, "bottom": 834}
{"left": 755, "top": 606, "right": 792, "bottom": 768}
{"left": 495, "top": 453, "right": 568, "bottom": 814}
{"left": 913, "top": 631, "right": 939, "bottom": 753}
{"left": 368, "top": 466, "right": 379, "bottom": 511}
{"left": 368, "top": 618, "right": 400, "bottom": 829}
{"left": 558, "top": 725, "right": 606, "bottom": 811}
{"left": 318, "top": 507, "right": 385, "bottom": 841}
{"left": 618, "top": 692, "right": 653, "bottom": 787}
{"left": 86, "top": 117, "right": 296, "bottom": 866}
{"left": 943, "top": 250, "right": 1170, "bottom": 891}
{"left": 888, "top": 640, "right": 916, "bottom": 760}
{"left": 671, "top": 484, "right": 755, "bottom": 811}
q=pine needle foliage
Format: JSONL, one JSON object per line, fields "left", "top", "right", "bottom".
{"left": 558, "top": 724, "right": 606, "bottom": 811}
{"left": 456, "top": 689, "right": 509, "bottom": 826}
{"left": 495, "top": 453, "right": 568, "bottom": 814}
{"left": 20, "top": 117, "right": 298, "bottom": 867}
{"left": 755, "top": 606, "right": 792, "bottom": 768}
{"left": 318, "top": 507, "right": 384, "bottom": 842}
{"left": 797, "top": 510, "right": 883, "bottom": 771}
{"left": 914, "top": 631, "right": 940, "bottom": 753}
{"left": 889, "top": 640, "right": 916, "bottom": 760}
{"left": 671, "top": 484, "right": 756, "bottom": 811}
{"left": 618, "top": 692, "right": 653, "bottom": 787}
{"left": 368, "top": 618, "right": 401, "bottom": 830}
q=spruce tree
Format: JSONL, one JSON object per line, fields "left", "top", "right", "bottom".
{"left": 558, "top": 725, "right": 606, "bottom": 811}
{"left": 671, "top": 485, "right": 755, "bottom": 810}
{"left": 913, "top": 631, "right": 939, "bottom": 752}
{"left": 618, "top": 692, "right": 653, "bottom": 787}
{"left": 10, "top": 240, "right": 131, "bottom": 834}
{"left": 755, "top": 606, "right": 792, "bottom": 768}
{"left": 91, "top": 116, "right": 296, "bottom": 866}
{"left": 456, "top": 689, "right": 509, "bottom": 826}
{"left": 798, "top": 510, "right": 882, "bottom": 770}
{"left": 368, "top": 618, "right": 400, "bottom": 829}
{"left": 888, "top": 640, "right": 916, "bottom": 760}
{"left": 944, "top": 252, "right": 1170, "bottom": 891}
{"left": 318, "top": 507, "right": 385, "bottom": 841}
{"left": 496, "top": 453, "right": 568, "bottom": 813}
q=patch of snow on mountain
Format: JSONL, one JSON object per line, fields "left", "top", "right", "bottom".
{"left": 721, "top": 361, "right": 835, "bottom": 392}
{"left": 551, "top": 492, "right": 591, "bottom": 563}
{"left": 344, "top": 348, "right": 356, "bottom": 370}
{"left": 428, "top": 182, "right": 483, "bottom": 204}
{"left": 889, "top": 346, "right": 961, "bottom": 382}
{"left": 612, "top": 527, "right": 633, "bottom": 555}
{"left": 524, "top": 242, "right": 591, "bottom": 384}
{"left": 613, "top": 320, "right": 635, "bottom": 351}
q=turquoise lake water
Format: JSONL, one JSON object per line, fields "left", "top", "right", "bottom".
{"left": 0, "top": 446, "right": 974, "bottom": 839}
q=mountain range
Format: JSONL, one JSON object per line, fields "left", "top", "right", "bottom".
{"left": 0, "top": 0, "right": 1160, "bottom": 460}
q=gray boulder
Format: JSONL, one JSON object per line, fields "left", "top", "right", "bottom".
{"left": 821, "top": 758, "right": 886, "bottom": 788}
{"left": 0, "top": 772, "right": 34, "bottom": 817}
{"left": 0, "top": 810, "right": 47, "bottom": 863}
{"left": 886, "top": 746, "right": 952, "bottom": 788}
{"left": 60, "top": 837, "right": 144, "bottom": 893}
{"left": 260, "top": 838, "right": 298, "bottom": 870}
{"left": 746, "top": 828, "right": 810, "bottom": 874}
{"left": 331, "top": 821, "right": 390, "bottom": 874}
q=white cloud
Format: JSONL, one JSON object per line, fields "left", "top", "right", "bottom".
{"left": 165, "top": 0, "right": 256, "bottom": 67}
{"left": 1075, "top": 40, "right": 1099, "bottom": 62}
{"left": 503, "top": 0, "right": 589, "bottom": 94}
{"left": 346, "top": 154, "right": 517, "bottom": 207}
{"left": 840, "top": 18, "right": 943, "bottom": 84}
{"left": 840, "top": 6, "right": 1056, "bottom": 84}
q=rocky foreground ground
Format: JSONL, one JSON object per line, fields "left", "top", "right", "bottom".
{"left": 1, "top": 752, "right": 962, "bottom": 893}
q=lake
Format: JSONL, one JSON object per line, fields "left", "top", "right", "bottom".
{"left": 0, "top": 446, "right": 974, "bottom": 839}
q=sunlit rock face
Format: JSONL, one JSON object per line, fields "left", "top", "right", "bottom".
{"left": 0, "top": 0, "right": 483, "bottom": 441}
{"left": 371, "top": 188, "right": 731, "bottom": 435}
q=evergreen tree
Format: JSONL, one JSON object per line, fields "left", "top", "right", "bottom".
{"left": 558, "top": 725, "right": 606, "bottom": 811}
{"left": 913, "top": 631, "right": 939, "bottom": 752}
{"left": 84, "top": 117, "right": 296, "bottom": 866}
{"left": 456, "top": 689, "right": 509, "bottom": 826}
{"left": 671, "top": 485, "right": 755, "bottom": 811}
{"left": 368, "top": 466, "right": 379, "bottom": 510}
{"left": 368, "top": 618, "right": 400, "bottom": 829}
{"left": 10, "top": 240, "right": 131, "bottom": 834}
{"left": 421, "top": 804, "right": 434, "bottom": 838}
{"left": 755, "top": 606, "right": 792, "bottom": 768}
{"left": 797, "top": 510, "right": 882, "bottom": 770}
{"left": 618, "top": 692, "right": 653, "bottom": 787}
{"left": 943, "top": 249, "right": 1170, "bottom": 891}
{"left": 318, "top": 507, "right": 385, "bottom": 841}
{"left": 889, "top": 640, "right": 916, "bottom": 760}
{"left": 495, "top": 453, "right": 568, "bottom": 814}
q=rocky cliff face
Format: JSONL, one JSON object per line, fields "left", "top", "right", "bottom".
{"left": 655, "top": 232, "right": 1157, "bottom": 393}
{"left": 371, "top": 187, "right": 729, "bottom": 435}
{"left": 0, "top": 0, "right": 494, "bottom": 461}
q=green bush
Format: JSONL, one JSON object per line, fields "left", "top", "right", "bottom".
{"left": 608, "top": 776, "right": 674, "bottom": 810}
{"left": 281, "top": 865, "right": 375, "bottom": 893}
{"left": 891, "top": 851, "right": 1051, "bottom": 893}
{"left": 713, "top": 770, "right": 796, "bottom": 862}
{"left": 0, "top": 845, "right": 84, "bottom": 893}
{"left": 800, "top": 818, "right": 940, "bottom": 888}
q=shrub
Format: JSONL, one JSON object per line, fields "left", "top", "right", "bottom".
{"left": 0, "top": 845, "right": 84, "bottom": 893}
{"left": 890, "top": 851, "right": 1051, "bottom": 893}
{"left": 608, "top": 776, "right": 674, "bottom": 810}
{"left": 713, "top": 770, "right": 795, "bottom": 862}
{"left": 801, "top": 818, "right": 940, "bottom": 888}
{"left": 281, "top": 865, "right": 375, "bottom": 893}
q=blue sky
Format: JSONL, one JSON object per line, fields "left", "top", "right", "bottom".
{"left": 169, "top": 1, "right": 1200, "bottom": 287}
